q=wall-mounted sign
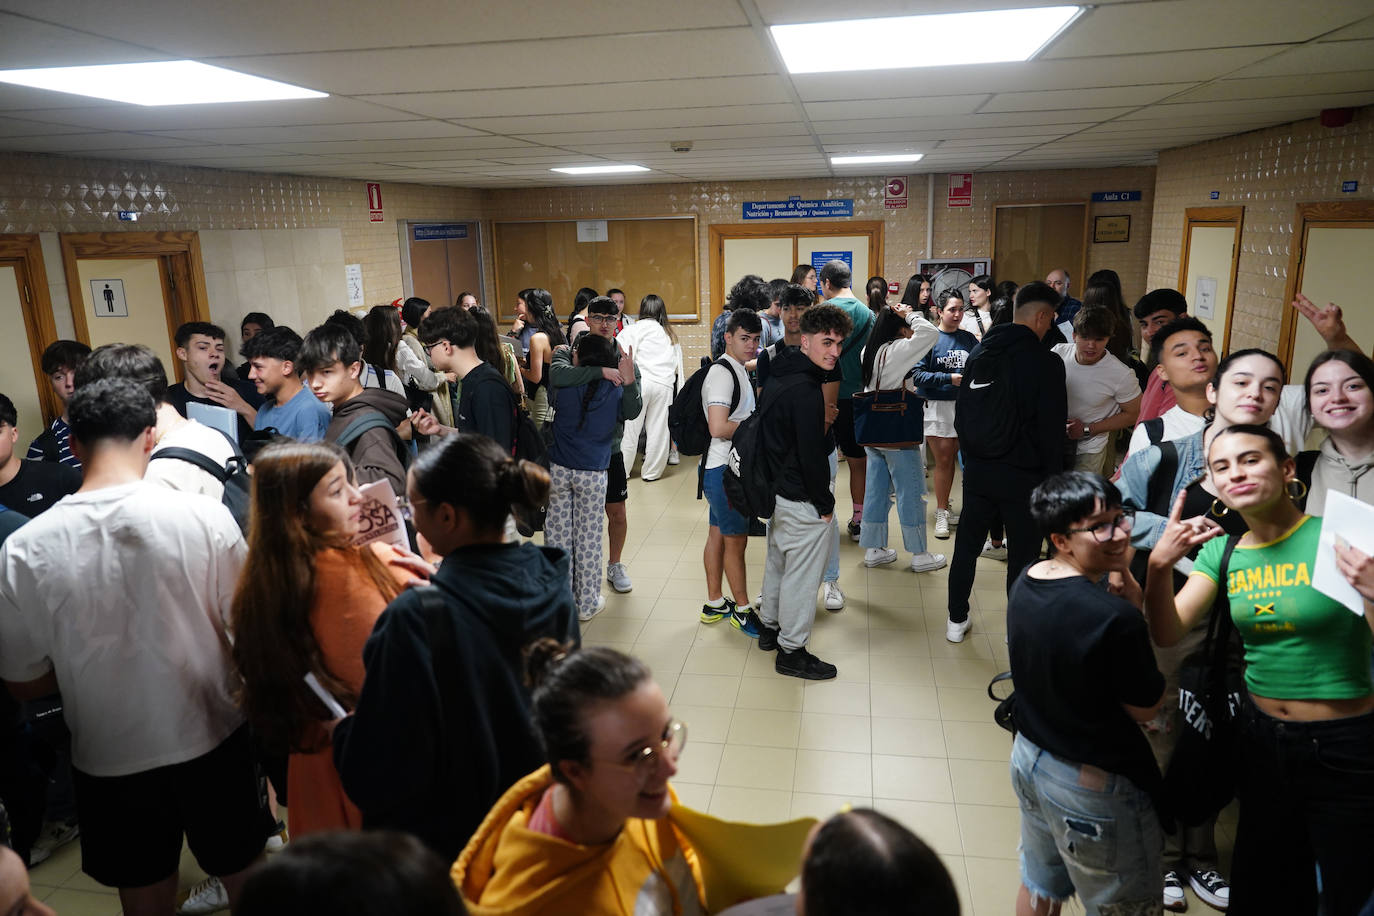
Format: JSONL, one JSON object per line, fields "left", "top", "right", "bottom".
{"left": 947, "top": 174, "right": 973, "bottom": 208}
{"left": 117, "top": 210, "right": 140, "bottom": 222}
{"left": 1093, "top": 214, "right": 1131, "bottom": 244}
{"left": 743, "top": 199, "right": 854, "bottom": 220}
{"left": 413, "top": 224, "right": 468, "bottom": 241}
{"left": 1343, "top": 180, "right": 1359, "bottom": 193}
{"left": 89, "top": 279, "right": 128, "bottom": 317}
{"left": 887, "top": 280, "right": 900, "bottom": 295}
{"left": 810, "top": 250, "right": 853, "bottom": 276}
{"left": 576, "top": 219, "right": 609, "bottom": 242}
{"left": 885, "top": 176, "right": 908, "bottom": 210}
{"left": 345, "top": 264, "right": 364, "bottom": 307}
{"left": 1090, "top": 190, "right": 1142, "bottom": 202}
{"left": 367, "top": 182, "right": 383, "bottom": 222}
{"left": 1209, "top": 191, "right": 1221, "bottom": 200}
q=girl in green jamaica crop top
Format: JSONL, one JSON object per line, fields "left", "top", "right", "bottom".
{"left": 1143, "top": 423, "right": 1374, "bottom": 915}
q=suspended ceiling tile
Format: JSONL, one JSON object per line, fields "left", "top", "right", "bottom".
{"left": 979, "top": 83, "right": 1198, "bottom": 113}
{"left": 1320, "top": 15, "right": 1374, "bottom": 40}
{"left": 1126, "top": 90, "right": 1374, "bottom": 119}
{"left": 455, "top": 103, "right": 799, "bottom": 135}
{"left": 0, "top": 116, "right": 94, "bottom": 138}
{"left": 211, "top": 28, "right": 769, "bottom": 95}
{"left": 1226, "top": 39, "right": 1374, "bottom": 78}
{"left": 512, "top": 123, "right": 812, "bottom": 145}
{"left": 144, "top": 119, "right": 484, "bottom": 144}
{"left": 0, "top": 131, "right": 202, "bottom": 152}
{"left": 803, "top": 94, "right": 988, "bottom": 120}
{"left": 0, "top": 13, "right": 172, "bottom": 69}
{"left": 1046, "top": 0, "right": 1372, "bottom": 58}
{"left": 363, "top": 75, "right": 793, "bottom": 119}
{"left": 7, "top": 97, "right": 420, "bottom": 132}
{"left": 1167, "top": 71, "right": 1374, "bottom": 104}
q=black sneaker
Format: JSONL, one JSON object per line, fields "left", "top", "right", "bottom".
{"left": 847, "top": 519, "right": 861, "bottom": 542}
{"left": 1186, "top": 864, "right": 1229, "bottom": 911}
{"left": 775, "top": 646, "right": 837, "bottom": 680}
{"left": 757, "top": 621, "right": 780, "bottom": 651}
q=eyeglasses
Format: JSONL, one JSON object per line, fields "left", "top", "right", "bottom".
{"left": 595, "top": 720, "right": 687, "bottom": 779}
{"left": 396, "top": 495, "right": 427, "bottom": 521}
{"left": 1065, "top": 510, "right": 1135, "bottom": 543}
{"left": 423, "top": 339, "right": 449, "bottom": 355}
{"left": 587, "top": 314, "right": 618, "bottom": 326}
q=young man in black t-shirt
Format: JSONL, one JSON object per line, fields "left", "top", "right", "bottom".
{"left": 0, "top": 394, "right": 81, "bottom": 517}
{"left": 412, "top": 306, "right": 517, "bottom": 452}
{"left": 1007, "top": 471, "right": 1165, "bottom": 914}
{"left": 165, "top": 322, "right": 264, "bottom": 443}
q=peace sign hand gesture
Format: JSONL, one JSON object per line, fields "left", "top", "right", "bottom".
{"left": 1149, "top": 490, "right": 1223, "bottom": 571}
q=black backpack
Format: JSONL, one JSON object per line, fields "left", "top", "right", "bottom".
{"left": 668, "top": 359, "right": 740, "bottom": 457}
{"left": 335, "top": 412, "right": 412, "bottom": 472}
{"left": 149, "top": 433, "right": 251, "bottom": 532}
{"left": 953, "top": 345, "right": 1024, "bottom": 461}
{"left": 723, "top": 374, "right": 807, "bottom": 522}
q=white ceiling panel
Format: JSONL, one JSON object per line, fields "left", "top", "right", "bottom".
{"left": 0, "top": 116, "right": 92, "bottom": 138}
{"left": 752, "top": 0, "right": 1145, "bottom": 23}
{"left": 1166, "top": 71, "right": 1374, "bottom": 104}
{"left": 1122, "top": 91, "right": 1374, "bottom": 120}
{"left": 361, "top": 76, "right": 793, "bottom": 120}
{"left": 144, "top": 120, "right": 485, "bottom": 145}
{"left": 791, "top": 47, "right": 1278, "bottom": 102}
{"left": 0, "top": 13, "right": 170, "bottom": 69}
{"left": 1320, "top": 15, "right": 1374, "bottom": 40}
{"left": 210, "top": 29, "right": 769, "bottom": 95}
{"left": 7, "top": 97, "right": 422, "bottom": 131}
{"left": 1, "top": 132, "right": 202, "bottom": 152}
{"left": 0, "top": 0, "right": 751, "bottom": 55}
{"left": 803, "top": 95, "right": 988, "bottom": 120}
{"left": 1046, "top": 0, "right": 1372, "bottom": 58}
{"left": 1226, "top": 39, "right": 1374, "bottom": 79}
{"left": 980, "top": 84, "right": 1199, "bottom": 113}
{"left": 454, "top": 104, "right": 800, "bottom": 135}
{"left": 513, "top": 124, "right": 813, "bottom": 145}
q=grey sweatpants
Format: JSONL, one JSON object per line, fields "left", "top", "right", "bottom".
{"left": 760, "top": 496, "right": 831, "bottom": 651}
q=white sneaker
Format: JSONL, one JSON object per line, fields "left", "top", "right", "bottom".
{"left": 667, "top": 446, "right": 681, "bottom": 465}
{"left": 30, "top": 818, "right": 79, "bottom": 862}
{"left": 981, "top": 538, "right": 1008, "bottom": 561}
{"left": 179, "top": 876, "right": 230, "bottom": 915}
{"left": 864, "top": 547, "right": 898, "bottom": 567}
{"left": 822, "top": 581, "right": 845, "bottom": 611}
{"left": 606, "top": 562, "right": 633, "bottom": 593}
{"left": 946, "top": 618, "right": 972, "bottom": 643}
{"left": 910, "top": 552, "right": 948, "bottom": 573}
{"left": 264, "top": 820, "right": 288, "bottom": 854}
{"left": 933, "top": 509, "right": 950, "bottom": 539}
{"left": 579, "top": 595, "right": 606, "bottom": 622}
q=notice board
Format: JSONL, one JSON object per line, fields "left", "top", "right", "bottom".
{"left": 493, "top": 216, "right": 699, "bottom": 322}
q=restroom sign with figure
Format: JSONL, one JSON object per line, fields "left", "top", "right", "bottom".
{"left": 90, "top": 278, "right": 128, "bottom": 317}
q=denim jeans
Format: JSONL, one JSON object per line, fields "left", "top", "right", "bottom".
{"left": 1010, "top": 733, "right": 1163, "bottom": 915}
{"left": 859, "top": 446, "right": 928, "bottom": 554}
{"left": 1232, "top": 697, "right": 1374, "bottom": 915}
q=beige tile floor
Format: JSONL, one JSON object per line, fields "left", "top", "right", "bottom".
{"left": 27, "top": 457, "right": 1236, "bottom": 915}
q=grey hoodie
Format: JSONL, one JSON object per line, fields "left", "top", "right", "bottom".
{"left": 1308, "top": 437, "right": 1374, "bottom": 516}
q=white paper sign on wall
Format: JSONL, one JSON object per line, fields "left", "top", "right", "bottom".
{"left": 576, "top": 219, "right": 609, "bottom": 243}
{"left": 90, "top": 278, "right": 128, "bottom": 317}
{"left": 1194, "top": 276, "right": 1217, "bottom": 319}
{"left": 345, "top": 264, "right": 364, "bottom": 307}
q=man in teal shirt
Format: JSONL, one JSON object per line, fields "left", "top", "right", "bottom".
{"left": 818, "top": 260, "right": 875, "bottom": 541}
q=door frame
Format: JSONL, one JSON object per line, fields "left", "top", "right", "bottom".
{"left": 1178, "top": 206, "right": 1244, "bottom": 353}
{"left": 708, "top": 220, "right": 885, "bottom": 325}
{"left": 0, "top": 234, "right": 61, "bottom": 425}
{"left": 989, "top": 200, "right": 1089, "bottom": 287}
{"left": 397, "top": 219, "right": 486, "bottom": 305}
{"left": 1278, "top": 200, "right": 1374, "bottom": 365}
{"left": 59, "top": 231, "right": 211, "bottom": 376}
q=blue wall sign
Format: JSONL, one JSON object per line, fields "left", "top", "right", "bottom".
{"left": 811, "top": 250, "right": 853, "bottom": 276}
{"left": 743, "top": 199, "right": 854, "bottom": 220}
{"left": 116, "top": 210, "right": 139, "bottom": 221}
{"left": 413, "top": 224, "right": 469, "bottom": 241}
{"left": 1209, "top": 191, "right": 1220, "bottom": 200}
{"left": 1090, "top": 190, "right": 1141, "bottom": 202}
{"left": 1343, "top": 181, "right": 1359, "bottom": 193}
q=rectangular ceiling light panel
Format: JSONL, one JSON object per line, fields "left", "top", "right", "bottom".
{"left": 0, "top": 61, "right": 327, "bottom": 106}
{"left": 550, "top": 164, "right": 651, "bottom": 174}
{"left": 831, "top": 153, "right": 924, "bottom": 165}
{"left": 771, "top": 6, "right": 1083, "bottom": 74}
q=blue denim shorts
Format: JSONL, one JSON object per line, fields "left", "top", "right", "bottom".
{"left": 703, "top": 464, "right": 750, "bottom": 536}
{"left": 1009, "top": 732, "right": 1163, "bottom": 915}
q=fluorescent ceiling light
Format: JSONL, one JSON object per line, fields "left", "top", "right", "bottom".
{"left": 0, "top": 60, "right": 326, "bottom": 106}
{"left": 771, "top": 6, "right": 1083, "bottom": 74}
{"left": 831, "top": 154, "right": 925, "bottom": 165}
{"left": 550, "top": 165, "right": 650, "bottom": 175}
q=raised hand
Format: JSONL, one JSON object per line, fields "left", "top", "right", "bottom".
{"left": 1335, "top": 537, "right": 1374, "bottom": 603}
{"left": 1292, "top": 293, "right": 1350, "bottom": 347}
{"left": 411, "top": 408, "right": 441, "bottom": 437}
{"left": 618, "top": 344, "right": 635, "bottom": 381}
{"left": 1150, "top": 490, "right": 1223, "bottom": 570}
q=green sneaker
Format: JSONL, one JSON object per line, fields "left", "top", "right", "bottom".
{"left": 700, "top": 598, "right": 736, "bottom": 624}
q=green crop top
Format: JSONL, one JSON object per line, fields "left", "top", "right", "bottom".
{"left": 1192, "top": 515, "right": 1373, "bottom": 700}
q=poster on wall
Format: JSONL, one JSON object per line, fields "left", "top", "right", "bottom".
{"left": 947, "top": 174, "right": 973, "bottom": 208}
{"left": 885, "top": 177, "right": 908, "bottom": 210}
{"left": 811, "top": 250, "right": 853, "bottom": 276}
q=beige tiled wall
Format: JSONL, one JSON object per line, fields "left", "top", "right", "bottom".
{"left": 482, "top": 165, "right": 1156, "bottom": 363}
{"left": 1148, "top": 106, "right": 1374, "bottom": 353}
{"left": 0, "top": 150, "right": 483, "bottom": 333}
{"left": 198, "top": 229, "right": 348, "bottom": 335}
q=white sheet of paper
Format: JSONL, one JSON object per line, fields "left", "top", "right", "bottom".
{"left": 1311, "top": 490, "right": 1374, "bottom": 616}
{"left": 304, "top": 672, "right": 348, "bottom": 719}
{"left": 187, "top": 401, "right": 238, "bottom": 443}
{"left": 1058, "top": 319, "right": 1073, "bottom": 340}
{"left": 352, "top": 479, "right": 409, "bottom": 551}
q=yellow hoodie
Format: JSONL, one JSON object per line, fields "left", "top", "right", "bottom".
{"left": 453, "top": 766, "right": 706, "bottom": 916}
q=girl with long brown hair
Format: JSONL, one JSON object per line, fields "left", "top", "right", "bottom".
{"left": 230, "top": 440, "right": 408, "bottom": 837}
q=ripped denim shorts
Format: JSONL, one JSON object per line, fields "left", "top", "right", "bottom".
{"left": 1009, "top": 732, "right": 1163, "bottom": 916}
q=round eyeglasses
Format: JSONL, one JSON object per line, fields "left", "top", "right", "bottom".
{"left": 595, "top": 720, "right": 687, "bottom": 779}
{"left": 1065, "top": 510, "right": 1135, "bottom": 543}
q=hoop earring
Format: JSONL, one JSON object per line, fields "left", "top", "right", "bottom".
{"left": 1287, "top": 479, "right": 1309, "bottom": 502}
{"left": 1210, "top": 499, "right": 1230, "bottom": 518}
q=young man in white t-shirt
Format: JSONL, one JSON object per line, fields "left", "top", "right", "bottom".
{"left": 1125, "top": 318, "right": 1219, "bottom": 458}
{"left": 700, "top": 309, "right": 761, "bottom": 636}
{"left": 1053, "top": 308, "right": 1141, "bottom": 477}
{"left": 0, "top": 378, "right": 263, "bottom": 914}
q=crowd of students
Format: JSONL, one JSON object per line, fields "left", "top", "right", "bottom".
{"left": 2, "top": 264, "right": 1372, "bottom": 915}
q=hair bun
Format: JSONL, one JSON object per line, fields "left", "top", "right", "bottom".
{"left": 524, "top": 637, "right": 571, "bottom": 689}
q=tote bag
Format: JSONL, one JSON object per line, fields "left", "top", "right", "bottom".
{"left": 852, "top": 345, "right": 923, "bottom": 449}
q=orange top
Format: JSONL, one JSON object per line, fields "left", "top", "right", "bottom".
{"left": 287, "top": 541, "right": 408, "bottom": 837}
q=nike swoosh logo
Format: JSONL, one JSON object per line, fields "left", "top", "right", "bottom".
{"left": 968, "top": 381, "right": 993, "bottom": 389}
